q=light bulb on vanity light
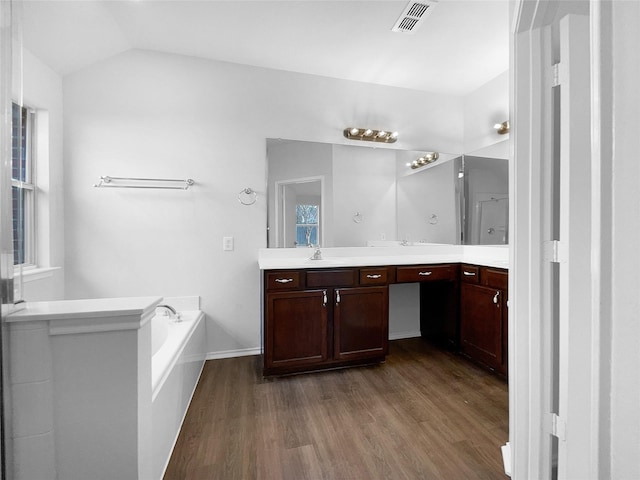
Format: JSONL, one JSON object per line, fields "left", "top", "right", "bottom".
{"left": 494, "top": 121, "right": 510, "bottom": 135}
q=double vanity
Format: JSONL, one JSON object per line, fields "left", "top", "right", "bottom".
{"left": 259, "top": 245, "right": 509, "bottom": 377}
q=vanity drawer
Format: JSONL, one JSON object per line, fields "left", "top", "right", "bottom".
{"left": 460, "top": 264, "right": 480, "bottom": 284}
{"left": 306, "top": 269, "right": 356, "bottom": 288}
{"left": 359, "top": 267, "right": 390, "bottom": 286}
{"left": 482, "top": 268, "right": 508, "bottom": 290}
{"left": 266, "top": 270, "right": 302, "bottom": 291}
{"left": 396, "top": 264, "right": 457, "bottom": 283}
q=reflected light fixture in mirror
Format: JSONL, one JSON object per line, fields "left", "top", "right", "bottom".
{"left": 343, "top": 127, "right": 398, "bottom": 143}
{"left": 408, "top": 152, "right": 439, "bottom": 169}
{"left": 494, "top": 121, "right": 510, "bottom": 135}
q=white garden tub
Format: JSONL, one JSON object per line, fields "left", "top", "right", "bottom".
{"left": 150, "top": 309, "right": 206, "bottom": 480}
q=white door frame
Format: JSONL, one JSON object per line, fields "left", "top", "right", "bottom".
{"left": 274, "top": 176, "right": 325, "bottom": 248}
{"left": 510, "top": 1, "right": 606, "bottom": 478}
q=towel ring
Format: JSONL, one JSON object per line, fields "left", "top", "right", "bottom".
{"left": 238, "top": 188, "right": 257, "bottom": 206}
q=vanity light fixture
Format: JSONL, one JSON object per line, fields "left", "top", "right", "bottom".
{"left": 494, "top": 121, "right": 510, "bottom": 135}
{"left": 344, "top": 128, "right": 398, "bottom": 143}
{"left": 410, "top": 152, "right": 439, "bottom": 169}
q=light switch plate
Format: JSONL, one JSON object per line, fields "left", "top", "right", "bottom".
{"left": 223, "top": 236, "right": 234, "bottom": 251}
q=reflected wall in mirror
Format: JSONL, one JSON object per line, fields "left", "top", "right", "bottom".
{"left": 267, "top": 139, "right": 508, "bottom": 248}
{"left": 463, "top": 156, "right": 509, "bottom": 245}
{"left": 396, "top": 153, "right": 462, "bottom": 245}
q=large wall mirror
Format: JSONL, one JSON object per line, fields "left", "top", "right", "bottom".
{"left": 267, "top": 139, "right": 508, "bottom": 248}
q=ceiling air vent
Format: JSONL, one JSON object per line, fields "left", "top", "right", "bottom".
{"left": 391, "top": 1, "right": 437, "bottom": 34}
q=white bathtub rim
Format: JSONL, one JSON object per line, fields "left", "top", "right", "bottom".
{"left": 151, "top": 314, "right": 170, "bottom": 357}
{"left": 151, "top": 310, "right": 204, "bottom": 401}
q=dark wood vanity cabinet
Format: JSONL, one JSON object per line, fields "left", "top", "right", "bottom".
{"left": 263, "top": 262, "right": 508, "bottom": 377}
{"left": 263, "top": 267, "right": 389, "bottom": 375}
{"left": 459, "top": 265, "right": 508, "bottom": 375}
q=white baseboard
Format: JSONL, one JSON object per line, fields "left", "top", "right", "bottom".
{"left": 389, "top": 330, "right": 422, "bottom": 341}
{"left": 206, "top": 347, "right": 261, "bottom": 360}
{"left": 205, "top": 333, "right": 422, "bottom": 361}
{"left": 501, "top": 442, "right": 511, "bottom": 477}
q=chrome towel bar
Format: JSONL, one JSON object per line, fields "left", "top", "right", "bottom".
{"left": 93, "top": 176, "right": 195, "bottom": 190}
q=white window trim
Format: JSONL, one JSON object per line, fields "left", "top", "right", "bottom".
{"left": 17, "top": 265, "right": 60, "bottom": 283}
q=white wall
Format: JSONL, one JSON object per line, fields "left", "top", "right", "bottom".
{"left": 19, "top": 49, "right": 65, "bottom": 301}
{"left": 463, "top": 70, "right": 509, "bottom": 155}
{"left": 63, "top": 49, "right": 464, "bottom": 356}
{"left": 610, "top": 1, "right": 640, "bottom": 477}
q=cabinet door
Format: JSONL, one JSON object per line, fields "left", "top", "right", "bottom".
{"left": 334, "top": 286, "right": 389, "bottom": 361}
{"left": 460, "top": 283, "right": 503, "bottom": 370}
{"left": 265, "top": 289, "right": 329, "bottom": 370}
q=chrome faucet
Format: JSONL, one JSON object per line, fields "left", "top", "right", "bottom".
{"left": 156, "top": 304, "right": 181, "bottom": 322}
{"left": 309, "top": 246, "right": 323, "bottom": 260}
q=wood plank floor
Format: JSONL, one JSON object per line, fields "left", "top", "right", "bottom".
{"left": 164, "top": 338, "right": 509, "bottom": 480}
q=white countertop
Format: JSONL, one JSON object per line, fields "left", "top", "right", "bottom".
{"left": 7, "top": 296, "right": 162, "bottom": 322}
{"left": 258, "top": 245, "right": 509, "bottom": 270}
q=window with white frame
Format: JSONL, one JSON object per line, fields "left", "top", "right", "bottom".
{"left": 11, "top": 103, "right": 36, "bottom": 267}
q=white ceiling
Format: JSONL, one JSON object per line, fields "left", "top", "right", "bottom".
{"left": 20, "top": 0, "right": 510, "bottom": 96}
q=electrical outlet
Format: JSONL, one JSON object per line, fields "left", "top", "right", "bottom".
{"left": 223, "top": 236, "right": 234, "bottom": 251}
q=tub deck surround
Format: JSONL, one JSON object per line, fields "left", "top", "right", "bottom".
{"left": 7, "top": 295, "right": 163, "bottom": 329}
{"left": 6, "top": 296, "right": 162, "bottom": 480}
{"left": 258, "top": 244, "right": 509, "bottom": 270}
{"left": 6, "top": 295, "right": 205, "bottom": 480}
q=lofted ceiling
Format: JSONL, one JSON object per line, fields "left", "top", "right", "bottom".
{"left": 20, "top": 0, "right": 510, "bottom": 96}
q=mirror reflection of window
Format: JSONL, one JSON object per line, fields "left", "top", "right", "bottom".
{"left": 295, "top": 204, "right": 319, "bottom": 247}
